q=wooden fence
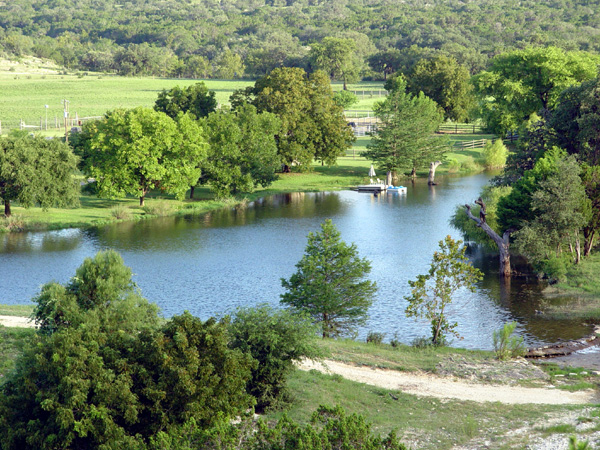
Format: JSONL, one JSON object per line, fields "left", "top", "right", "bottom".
{"left": 437, "top": 123, "right": 484, "bottom": 134}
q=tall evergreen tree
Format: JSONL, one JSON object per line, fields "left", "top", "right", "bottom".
{"left": 364, "top": 79, "right": 449, "bottom": 181}
{"left": 281, "top": 219, "right": 376, "bottom": 338}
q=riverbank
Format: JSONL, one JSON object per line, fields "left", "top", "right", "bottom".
{"left": 1, "top": 146, "right": 486, "bottom": 234}
{"left": 539, "top": 254, "right": 600, "bottom": 322}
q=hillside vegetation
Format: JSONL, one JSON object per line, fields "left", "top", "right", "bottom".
{"left": 1, "top": 0, "right": 599, "bottom": 77}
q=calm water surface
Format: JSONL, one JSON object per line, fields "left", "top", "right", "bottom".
{"left": 0, "top": 173, "right": 590, "bottom": 349}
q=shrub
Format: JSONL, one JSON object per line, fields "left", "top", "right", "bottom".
{"left": 411, "top": 336, "right": 434, "bottom": 348}
{"left": 493, "top": 321, "right": 526, "bottom": 360}
{"left": 151, "top": 405, "right": 408, "bottom": 450}
{"left": 390, "top": 333, "right": 401, "bottom": 348}
{"left": 482, "top": 139, "right": 509, "bottom": 169}
{"left": 366, "top": 331, "right": 385, "bottom": 344}
{"left": 110, "top": 204, "right": 131, "bottom": 220}
{"left": 445, "top": 157, "right": 461, "bottom": 173}
{"left": 333, "top": 90, "right": 359, "bottom": 109}
{"left": 0, "top": 214, "right": 25, "bottom": 232}
{"left": 229, "top": 304, "right": 321, "bottom": 412}
{"left": 1, "top": 251, "right": 254, "bottom": 450}
{"left": 142, "top": 200, "right": 174, "bottom": 216}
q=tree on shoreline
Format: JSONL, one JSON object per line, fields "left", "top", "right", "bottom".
{"left": 84, "top": 107, "right": 207, "bottom": 206}
{"left": 0, "top": 135, "right": 79, "bottom": 217}
{"left": 405, "top": 235, "right": 483, "bottom": 345}
{"left": 364, "top": 79, "right": 449, "bottom": 182}
{"left": 281, "top": 219, "right": 376, "bottom": 338}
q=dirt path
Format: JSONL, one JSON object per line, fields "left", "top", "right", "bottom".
{"left": 298, "top": 359, "right": 598, "bottom": 405}
{"left": 0, "top": 315, "right": 35, "bottom": 328}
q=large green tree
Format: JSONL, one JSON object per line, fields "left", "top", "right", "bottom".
{"left": 405, "top": 235, "right": 483, "bottom": 345}
{"left": 550, "top": 76, "right": 600, "bottom": 165}
{"left": 513, "top": 155, "right": 592, "bottom": 277}
{"left": 203, "top": 104, "right": 281, "bottom": 198}
{"left": 83, "top": 107, "right": 207, "bottom": 206}
{"left": 154, "top": 82, "right": 217, "bottom": 120}
{"left": 473, "top": 46, "right": 600, "bottom": 135}
{"left": 406, "top": 55, "right": 475, "bottom": 122}
{"left": 0, "top": 135, "right": 79, "bottom": 217}
{"left": 280, "top": 219, "right": 377, "bottom": 338}
{"left": 0, "top": 251, "right": 254, "bottom": 450}
{"left": 364, "top": 80, "right": 449, "bottom": 181}
{"left": 309, "top": 37, "right": 362, "bottom": 90}
{"left": 232, "top": 67, "right": 354, "bottom": 169}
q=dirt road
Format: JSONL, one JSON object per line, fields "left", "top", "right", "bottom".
{"left": 298, "top": 359, "right": 598, "bottom": 405}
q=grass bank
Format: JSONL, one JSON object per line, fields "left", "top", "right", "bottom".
{"left": 541, "top": 254, "right": 600, "bottom": 321}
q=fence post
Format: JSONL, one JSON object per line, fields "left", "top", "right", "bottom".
{"left": 40, "top": 117, "right": 43, "bottom": 130}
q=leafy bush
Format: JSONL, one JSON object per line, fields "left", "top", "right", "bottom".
{"left": 366, "top": 331, "right": 385, "bottom": 344}
{"left": 445, "top": 157, "right": 461, "bottom": 173}
{"left": 229, "top": 304, "right": 321, "bottom": 412}
{"left": 333, "top": 90, "right": 359, "bottom": 109}
{"left": 0, "top": 214, "right": 25, "bottom": 232}
{"left": 482, "top": 139, "right": 509, "bottom": 169}
{"left": 192, "top": 405, "right": 407, "bottom": 450}
{"left": 492, "top": 321, "right": 526, "bottom": 360}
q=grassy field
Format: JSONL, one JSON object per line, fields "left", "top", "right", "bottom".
{"left": 0, "top": 66, "right": 385, "bottom": 133}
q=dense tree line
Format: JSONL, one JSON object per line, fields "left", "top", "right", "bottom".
{"left": 452, "top": 69, "right": 600, "bottom": 280}
{"left": 1, "top": 0, "right": 600, "bottom": 78}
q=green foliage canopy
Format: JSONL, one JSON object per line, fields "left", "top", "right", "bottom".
{"left": 364, "top": 80, "right": 449, "bottom": 178}
{"left": 0, "top": 135, "right": 79, "bottom": 217}
{"left": 83, "top": 107, "right": 207, "bottom": 206}
{"left": 203, "top": 104, "right": 281, "bottom": 198}
{"left": 473, "top": 47, "right": 600, "bottom": 135}
{"left": 406, "top": 55, "right": 475, "bottom": 122}
{"left": 281, "top": 219, "right": 377, "bottom": 338}
{"left": 233, "top": 67, "right": 353, "bottom": 169}
{"left": 0, "top": 250, "right": 254, "bottom": 450}
{"left": 154, "top": 82, "right": 217, "bottom": 120}
{"left": 405, "top": 235, "right": 483, "bottom": 345}
{"left": 229, "top": 304, "right": 321, "bottom": 412}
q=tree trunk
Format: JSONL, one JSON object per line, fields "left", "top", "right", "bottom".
{"left": 410, "top": 167, "right": 417, "bottom": 178}
{"left": 386, "top": 171, "right": 393, "bottom": 186}
{"left": 464, "top": 203, "right": 513, "bottom": 277}
{"left": 427, "top": 161, "right": 442, "bottom": 185}
{"left": 4, "top": 199, "right": 10, "bottom": 218}
{"left": 190, "top": 185, "right": 195, "bottom": 200}
{"left": 139, "top": 196, "right": 145, "bottom": 207}
{"left": 583, "top": 228, "right": 595, "bottom": 257}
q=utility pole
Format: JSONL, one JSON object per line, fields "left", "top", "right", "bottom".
{"left": 63, "top": 99, "right": 70, "bottom": 143}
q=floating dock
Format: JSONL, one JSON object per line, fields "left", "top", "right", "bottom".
{"left": 355, "top": 184, "right": 407, "bottom": 194}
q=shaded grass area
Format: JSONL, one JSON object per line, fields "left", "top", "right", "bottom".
{"left": 265, "top": 369, "right": 574, "bottom": 450}
{"left": 0, "top": 326, "right": 35, "bottom": 378}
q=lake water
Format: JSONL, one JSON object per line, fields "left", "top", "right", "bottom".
{"left": 0, "top": 173, "right": 590, "bottom": 349}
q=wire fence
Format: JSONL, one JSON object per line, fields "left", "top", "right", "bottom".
{"left": 0, "top": 115, "right": 103, "bottom": 135}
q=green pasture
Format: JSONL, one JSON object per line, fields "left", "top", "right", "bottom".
{"left": 0, "top": 73, "right": 385, "bottom": 132}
